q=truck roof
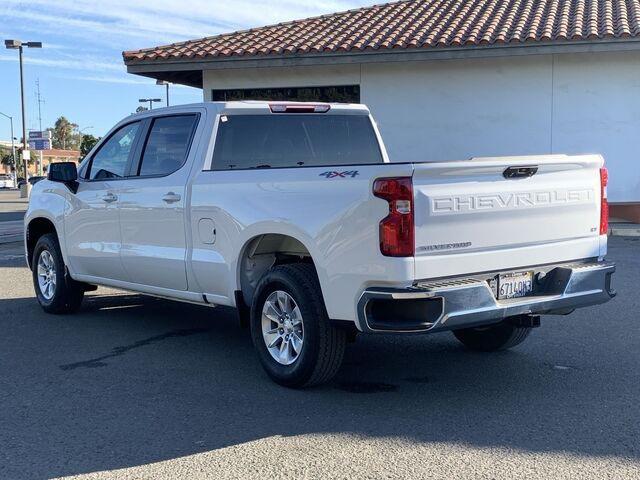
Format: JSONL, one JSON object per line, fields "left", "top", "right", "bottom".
{"left": 131, "top": 101, "right": 371, "bottom": 118}
{"left": 215, "top": 101, "right": 370, "bottom": 115}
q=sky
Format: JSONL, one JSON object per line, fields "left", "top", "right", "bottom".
{"left": 0, "top": 0, "right": 374, "bottom": 142}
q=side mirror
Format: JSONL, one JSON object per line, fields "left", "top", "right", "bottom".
{"left": 48, "top": 162, "right": 79, "bottom": 193}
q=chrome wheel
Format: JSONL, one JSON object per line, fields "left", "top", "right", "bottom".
{"left": 37, "top": 250, "right": 57, "bottom": 300}
{"left": 261, "top": 290, "right": 304, "bottom": 365}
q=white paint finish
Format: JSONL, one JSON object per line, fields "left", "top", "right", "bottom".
{"left": 203, "top": 64, "right": 361, "bottom": 101}
{"left": 551, "top": 51, "right": 640, "bottom": 203}
{"left": 117, "top": 174, "right": 189, "bottom": 291}
{"left": 189, "top": 161, "right": 416, "bottom": 320}
{"left": 197, "top": 218, "right": 216, "bottom": 244}
{"left": 23, "top": 183, "right": 69, "bottom": 264}
{"left": 117, "top": 108, "right": 208, "bottom": 291}
{"left": 412, "top": 154, "right": 604, "bottom": 280}
{"left": 25, "top": 101, "right": 609, "bottom": 325}
{"left": 63, "top": 180, "right": 130, "bottom": 281}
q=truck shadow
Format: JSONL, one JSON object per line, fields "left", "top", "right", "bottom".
{"left": 0, "top": 288, "right": 637, "bottom": 479}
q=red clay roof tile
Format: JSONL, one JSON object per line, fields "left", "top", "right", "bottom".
{"left": 123, "top": 0, "right": 640, "bottom": 64}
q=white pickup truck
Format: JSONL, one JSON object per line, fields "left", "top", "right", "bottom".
{"left": 25, "top": 101, "right": 616, "bottom": 387}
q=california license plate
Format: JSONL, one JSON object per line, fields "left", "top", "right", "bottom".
{"left": 497, "top": 271, "right": 534, "bottom": 299}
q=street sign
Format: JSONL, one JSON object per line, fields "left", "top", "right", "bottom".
{"left": 28, "top": 139, "right": 51, "bottom": 150}
{"left": 28, "top": 130, "right": 51, "bottom": 140}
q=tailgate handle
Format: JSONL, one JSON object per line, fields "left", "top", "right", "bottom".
{"left": 503, "top": 165, "right": 538, "bottom": 179}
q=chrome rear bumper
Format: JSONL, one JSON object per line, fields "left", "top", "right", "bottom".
{"left": 357, "top": 261, "right": 616, "bottom": 333}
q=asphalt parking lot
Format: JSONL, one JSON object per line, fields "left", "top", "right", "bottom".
{"left": 0, "top": 237, "right": 638, "bottom": 479}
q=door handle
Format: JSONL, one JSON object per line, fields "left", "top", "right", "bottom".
{"left": 102, "top": 193, "right": 118, "bottom": 203}
{"left": 503, "top": 165, "right": 538, "bottom": 179}
{"left": 162, "top": 192, "right": 181, "bottom": 204}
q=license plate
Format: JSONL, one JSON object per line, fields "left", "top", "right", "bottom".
{"left": 497, "top": 271, "right": 534, "bottom": 299}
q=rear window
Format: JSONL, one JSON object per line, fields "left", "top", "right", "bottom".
{"left": 137, "top": 115, "right": 198, "bottom": 177}
{"left": 211, "top": 114, "right": 383, "bottom": 170}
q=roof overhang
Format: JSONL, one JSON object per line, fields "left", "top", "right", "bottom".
{"left": 126, "top": 38, "right": 640, "bottom": 88}
{"left": 129, "top": 70, "right": 203, "bottom": 88}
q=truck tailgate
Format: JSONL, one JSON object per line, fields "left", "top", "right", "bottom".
{"left": 412, "top": 154, "right": 605, "bottom": 280}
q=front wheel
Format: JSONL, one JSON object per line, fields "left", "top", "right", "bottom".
{"left": 250, "top": 263, "right": 346, "bottom": 388}
{"left": 453, "top": 317, "right": 532, "bottom": 352}
{"left": 32, "top": 233, "right": 84, "bottom": 314}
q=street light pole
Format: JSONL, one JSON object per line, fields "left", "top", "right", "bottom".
{"left": 139, "top": 98, "right": 162, "bottom": 110}
{"left": 0, "top": 112, "right": 15, "bottom": 174}
{"left": 18, "top": 44, "right": 28, "bottom": 183}
{"left": 156, "top": 80, "right": 170, "bottom": 107}
{"left": 5, "top": 39, "right": 42, "bottom": 195}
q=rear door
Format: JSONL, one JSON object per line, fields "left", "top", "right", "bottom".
{"left": 117, "top": 113, "right": 200, "bottom": 291}
{"left": 412, "top": 154, "right": 604, "bottom": 280}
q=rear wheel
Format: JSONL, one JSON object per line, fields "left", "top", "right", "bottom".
{"left": 453, "top": 317, "right": 532, "bottom": 352}
{"left": 250, "top": 263, "right": 346, "bottom": 388}
{"left": 32, "top": 233, "right": 84, "bottom": 314}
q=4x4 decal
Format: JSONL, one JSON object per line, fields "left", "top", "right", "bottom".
{"left": 319, "top": 170, "right": 359, "bottom": 179}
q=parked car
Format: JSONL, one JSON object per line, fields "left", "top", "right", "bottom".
{"left": 24, "top": 102, "right": 616, "bottom": 387}
{"left": 0, "top": 174, "right": 15, "bottom": 189}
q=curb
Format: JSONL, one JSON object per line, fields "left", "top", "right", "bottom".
{"left": 609, "top": 226, "right": 640, "bottom": 238}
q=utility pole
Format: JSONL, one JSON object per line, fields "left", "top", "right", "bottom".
{"left": 4, "top": 39, "right": 42, "bottom": 196}
{"left": 35, "top": 78, "right": 45, "bottom": 175}
{"left": 35, "top": 78, "right": 45, "bottom": 131}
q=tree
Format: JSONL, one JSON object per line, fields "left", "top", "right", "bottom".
{"left": 80, "top": 134, "right": 100, "bottom": 156}
{"left": 50, "top": 116, "right": 81, "bottom": 150}
{"left": 1, "top": 148, "right": 13, "bottom": 169}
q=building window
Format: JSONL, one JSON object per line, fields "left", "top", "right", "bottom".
{"left": 211, "top": 85, "right": 360, "bottom": 103}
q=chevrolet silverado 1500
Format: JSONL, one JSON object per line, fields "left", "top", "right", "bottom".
{"left": 25, "top": 101, "right": 616, "bottom": 387}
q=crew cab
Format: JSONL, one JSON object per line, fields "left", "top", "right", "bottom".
{"left": 25, "top": 101, "right": 616, "bottom": 387}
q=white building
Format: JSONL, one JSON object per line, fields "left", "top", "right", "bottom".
{"left": 124, "top": 0, "right": 640, "bottom": 222}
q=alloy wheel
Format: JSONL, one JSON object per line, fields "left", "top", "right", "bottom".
{"left": 261, "top": 290, "right": 304, "bottom": 365}
{"left": 37, "top": 250, "right": 57, "bottom": 300}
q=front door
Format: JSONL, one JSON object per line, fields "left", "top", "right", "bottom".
{"left": 65, "top": 121, "right": 142, "bottom": 281}
{"left": 117, "top": 114, "right": 199, "bottom": 291}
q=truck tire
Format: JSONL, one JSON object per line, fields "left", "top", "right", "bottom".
{"left": 250, "top": 263, "right": 346, "bottom": 388}
{"left": 32, "top": 233, "right": 84, "bottom": 314}
{"left": 453, "top": 318, "right": 532, "bottom": 352}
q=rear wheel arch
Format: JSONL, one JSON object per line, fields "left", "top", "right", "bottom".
{"left": 236, "top": 233, "right": 322, "bottom": 309}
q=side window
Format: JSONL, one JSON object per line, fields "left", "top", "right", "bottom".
{"left": 137, "top": 115, "right": 197, "bottom": 177}
{"left": 87, "top": 122, "right": 140, "bottom": 180}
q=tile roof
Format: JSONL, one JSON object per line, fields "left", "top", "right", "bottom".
{"left": 123, "top": 0, "right": 640, "bottom": 64}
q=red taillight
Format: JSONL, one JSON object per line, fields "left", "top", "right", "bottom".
{"left": 373, "top": 177, "right": 414, "bottom": 257}
{"left": 600, "top": 167, "right": 609, "bottom": 235}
